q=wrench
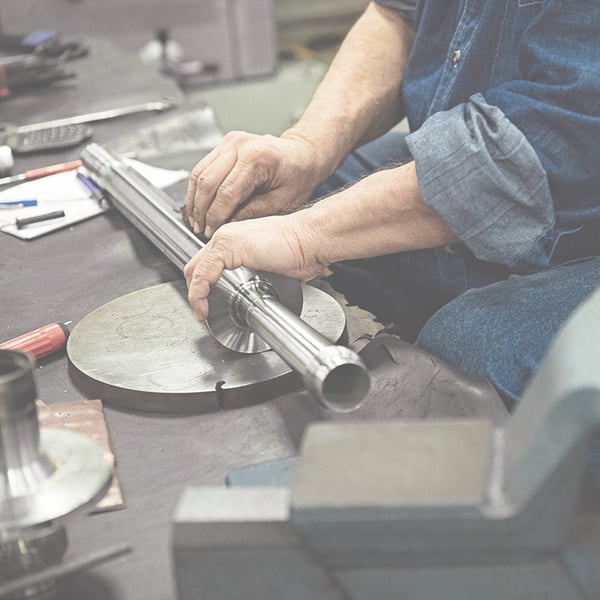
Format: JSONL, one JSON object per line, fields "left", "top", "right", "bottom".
{"left": 13, "top": 97, "right": 177, "bottom": 133}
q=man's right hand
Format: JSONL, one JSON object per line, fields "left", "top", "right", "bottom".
{"left": 184, "top": 130, "right": 325, "bottom": 238}
{"left": 183, "top": 212, "right": 330, "bottom": 321}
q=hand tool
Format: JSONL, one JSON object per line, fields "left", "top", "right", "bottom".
{"left": 0, "top": 53, "right": 75, "bottom": 96}
{"left": 0, "top": 159, "right": 82, "bottom": 187}
{"left": 0, "top": 123, "right": 93, "bottom": 154}
{"left": 0, "top": 209, "right": 65, "bottom": 230}
{"left": 0, "top": 542, "right": 131, "bottom": 598}
{"left": 13, "top": 98, "right": 177, "bottom": 133}
{"left": 81, "top": 143, "right": 370, "bottom": 413}
{"left": 0, "top": 321, "right": 71, "bottom": 359}
{"left": 0, "top": 198, "right": 37, "bottom": 208}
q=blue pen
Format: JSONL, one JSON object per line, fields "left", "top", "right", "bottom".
{"left": 0, "top": 199, "right": 38, "bottom": 209}
{"left": 76, "top": 170, "right": 103, "bottom": 199}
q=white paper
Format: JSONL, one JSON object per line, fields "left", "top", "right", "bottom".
{"left": 0, "top": 159, "right": 188, "bottom": 240}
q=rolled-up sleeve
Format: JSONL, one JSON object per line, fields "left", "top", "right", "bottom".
{"left": 406, "top": 94, "right": 555, "bottom": 267}
{"left": 374, "top": 0, "right": 416, "bottom": 23}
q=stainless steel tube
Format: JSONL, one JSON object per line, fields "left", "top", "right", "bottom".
{"left": 81, "top": 143, "right": 369, "bottom": 412}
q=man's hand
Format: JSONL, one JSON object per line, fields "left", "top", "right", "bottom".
{"left": 184, "top": 131, "right": 326, "bottom": 239}
{"left": 183, "top": 213, "right": 329, "bottom": 321}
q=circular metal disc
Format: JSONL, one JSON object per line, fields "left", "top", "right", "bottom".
{"left": 0, "top": 428, "right": 113, "bottom": 530}
{"left": 206, "top": 271, "right": 304, "bottom": 354}
{"left": 67, "top": 280, "right": 346, "bottom": 413}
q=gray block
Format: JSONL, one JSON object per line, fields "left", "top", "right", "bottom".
{"left": 290, "top": 420, "right": 495, "bottom": 557}
{"left": 334, "top": 560, "right": 586, "bottom": 600}
{"left": 172, "top": 487, "right": 345, "bottom": 600}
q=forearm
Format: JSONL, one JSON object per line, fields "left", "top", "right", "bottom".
{"left": 184, "top": 161, "right": 457, "bottom": 322}
{"left": 294, "top": 162, "right": 459, "bottom": 266}
{"left": 282, "top": 2, "right": 414, "bottom": 182}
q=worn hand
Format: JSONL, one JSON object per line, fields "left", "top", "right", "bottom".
{"left": 183, "top": 213, "right": 329, "bottom": 321}
{"left": 184, "top": 131, "right": 324, "bottom": 239}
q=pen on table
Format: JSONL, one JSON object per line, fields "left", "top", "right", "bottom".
{"left": 76, "top": 169, "right": 108, "bottom": 205}
{"left": 0, "top": 198, "right": 38, "bottom": 209}
{"left": 0, "top": 159, "right": 83, "bottom": 188}
{"left": 0, "top": 209, "right": 66, "bottom": 230}
{"left": 0, "top": 321, "right": 71, "bottom": 360}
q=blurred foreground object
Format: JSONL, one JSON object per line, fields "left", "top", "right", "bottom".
{"left": 173, "top": 287, "right": 600, "bottom": 600}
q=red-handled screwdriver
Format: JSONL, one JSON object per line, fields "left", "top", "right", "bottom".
{"left": 0, "top": 159, "right": 82, "bottom": 188}
{"left": 0, "top": 322, "right": 71, "bottom": 360}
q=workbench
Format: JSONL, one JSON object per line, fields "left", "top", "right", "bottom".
{"left": 1, "top": 39, "right": 507, "bottom": 600}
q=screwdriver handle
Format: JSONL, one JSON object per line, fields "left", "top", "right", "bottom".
{"left": 15, "top": 209, "right": 65, "bottom": 229}
{"left": 0, "top": 322, "right": 70, "bottom": 359}
{"left": 23, "top": 159, "right": 82, "bottom": 180}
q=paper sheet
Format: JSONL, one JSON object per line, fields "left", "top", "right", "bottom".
{"left": 0, "top": 158, "right": 188, "bottom": 240}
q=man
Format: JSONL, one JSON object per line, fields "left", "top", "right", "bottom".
{"left": 183, "top": 0, "right": 600, "bottom": 407}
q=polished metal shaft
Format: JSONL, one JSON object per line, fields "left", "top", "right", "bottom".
{"left": 81, "top": 143, "right": 369, "bottom": 412}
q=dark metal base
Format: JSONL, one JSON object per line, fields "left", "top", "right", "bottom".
{"left": 67, "top": 280, "right": 347, "bottom": 413}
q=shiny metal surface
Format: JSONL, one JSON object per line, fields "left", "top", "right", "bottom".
{"left": 81, "top": 143, "right": 369, "bottom": 411}
{"left": 67, "top": 280, "right": 348, "bottom": 413}
{"left": 206, "top": 270, "right": 302, "bottom": 354}
{"left": 17, "top": 98, "right": 177, "bottom": 133}
{"left": 80, "top": 142, "right": 301, "bottom": 326}
{"left": 0, "top": 350, "right": 114, "bottom": 599}
{"left": 0, "top": 350, "right": 113, "bottom": 531}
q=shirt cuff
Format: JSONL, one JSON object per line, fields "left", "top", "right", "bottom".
{"left": 373, "top": 0, "right": 416, "bottom": 23}
{"left": 405, "top": 94, "right": 554, "bottom": 267}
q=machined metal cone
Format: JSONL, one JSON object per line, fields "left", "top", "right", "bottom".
{"left": 0, "top": 350, "right": 113, "bottom": 530}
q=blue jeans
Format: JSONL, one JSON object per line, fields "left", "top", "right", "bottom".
{"left": 229, "top": 134, "right": 600, "bottom": 487}
{"left": 320, "top": 131, "right": 600, "bottom": 408}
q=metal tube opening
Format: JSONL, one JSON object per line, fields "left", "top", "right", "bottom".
{"left": 320, "top": 362, "right": 370, "bottom": 413}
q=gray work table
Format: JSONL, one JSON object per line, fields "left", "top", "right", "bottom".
{"left": 0, "top": 39, "right": 363, "bottom": 600}
{"left": 1, "top": 38, "right": 508, "bottom": 600}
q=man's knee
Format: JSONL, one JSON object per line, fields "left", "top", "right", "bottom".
{"left": 415, "top": 284, "right": 536, "bottom": 405}
{"left": 416, "top": 259, "right": 600, "bottom": 405}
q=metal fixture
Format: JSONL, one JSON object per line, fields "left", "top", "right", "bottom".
{"left": 67, "top": 280, "right": 348, "bottom": 414}
{"left": 80, "top": 143, "right": 369, "bottom": 412}
{"left": 0, "top": 350, "right": 113, "bottom": 597}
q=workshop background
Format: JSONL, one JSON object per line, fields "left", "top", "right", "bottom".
{"left": 2, "top": 2, "right": 600, "bottom": 600}
{"left": 1, "top": 0, "right": 370, "bottom": 134}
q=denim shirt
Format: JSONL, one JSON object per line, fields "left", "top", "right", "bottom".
{"left": 375, "top": 0, "right": 600, "bottom": 270}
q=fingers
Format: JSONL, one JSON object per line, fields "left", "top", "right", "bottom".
{"left": 183, "top": 236, "right": 237, "bottom": 322}
{"left": 186, "top": 146, "right": 239, "bottom": 235}
{"left": 184, "top": 133, "right": 254, "bottom": 236}
{"left": 203, "top": 160, "right": 268, "bottom": 236}
{"left": 184, "top": 253, "right": 216, "bottom": 321}
{"left": 185, "top": 146, "right": 221, "bottom": 228}
{"left": 185, "top": 132, "right": 287, "bottom": 238}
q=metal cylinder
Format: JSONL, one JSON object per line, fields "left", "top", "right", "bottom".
{"left": 0, "top": 350, "right": 114, "bottom": 598}
{"left": 0, "top": 354, "right": 112, "bottom": 531}
{"left": 0, "top": 351, "right": 55, "bottom": 505}
{"left": 80, "top": 143, "right": 369, "bottom": 412}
